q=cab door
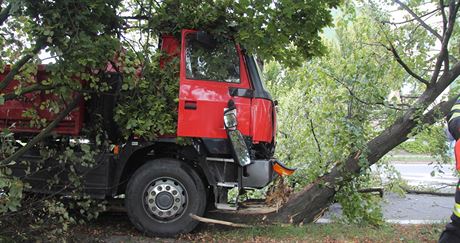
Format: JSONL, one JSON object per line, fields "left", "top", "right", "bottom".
{"left": 177, "top": 29, "right": 252, "bottom": 139}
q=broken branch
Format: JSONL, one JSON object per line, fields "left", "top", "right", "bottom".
{"left": 190, "top": 214, "right": 251, "bottom": 228}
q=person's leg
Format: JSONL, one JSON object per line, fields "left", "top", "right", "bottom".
{"left": 439, "top": 179, "right": 460, "bottom": 243}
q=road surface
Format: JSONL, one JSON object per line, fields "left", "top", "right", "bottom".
{"left": 319, "top": 162, "right": 457, "bottom": 224}
{"left": 392, "top": 163, "right": 457, "bottom": 189}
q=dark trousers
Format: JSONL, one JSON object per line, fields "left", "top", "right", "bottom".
{"left": 439, "top": 179, "right": 460, "bottom": 242}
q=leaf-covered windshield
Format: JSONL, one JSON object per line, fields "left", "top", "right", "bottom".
{"left": 185, "top": 33, "right": 240, "bottom": 83}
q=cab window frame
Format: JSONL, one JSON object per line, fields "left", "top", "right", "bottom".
{"left": 184, "top": 32, "right": 241, "bottom": 84}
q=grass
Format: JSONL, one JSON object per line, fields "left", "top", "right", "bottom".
{"left": 185, "top": 224, "right": 444, "bottom": 242}
{"left": 71, "top": 213, "right": 445, "bottom": 242}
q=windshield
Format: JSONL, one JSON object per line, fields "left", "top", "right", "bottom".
{"left": 185, "top": 33, "right": 240, "bottom": 83}
{"left": 245, "top": 55, "right": 272, "bottom": 100}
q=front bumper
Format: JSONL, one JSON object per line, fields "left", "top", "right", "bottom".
{"left": 242, "top": 159, "right": 296, "bottom": 189}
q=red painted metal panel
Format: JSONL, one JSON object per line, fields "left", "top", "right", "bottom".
{"left": 0, "top": 66, "right": 84, "bottom": 136}
{"left": 161, "top": 35, "right": 180, "bottom": 61}
{"left": 251, "top": 98, "right": 273, "bottom": 143}
{"left": 177, "top": 29, "right": 252, "bottom": 139}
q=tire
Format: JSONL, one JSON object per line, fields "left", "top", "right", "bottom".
{"left": 125, "top": 158, "right": 206, "bottom": 237}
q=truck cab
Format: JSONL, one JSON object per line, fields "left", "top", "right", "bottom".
{"left": 175, "top": 30, "right": 276, "bottom": 159}
{"left": 0, "top": 29, "right": 294, "bottom": 237}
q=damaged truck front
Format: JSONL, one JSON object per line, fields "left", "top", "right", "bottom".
{"left": 0, "top": 29, "right": 294, "bottom": 236}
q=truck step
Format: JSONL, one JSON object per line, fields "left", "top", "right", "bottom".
{"left": 206, "top": 157, "right": 235, "bottom": 163}
{"left": 217, "top": 182, "right": 238, "bottom": 188}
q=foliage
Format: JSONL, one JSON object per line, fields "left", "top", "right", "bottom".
{"left": 124, "top": 0, "right": 341, "bottom": 67}
{"left": 334, "top": 171, "right": 384, "bottom": 225}
{"left": 262, "top": 0, "right": 459, "bottom": 224}
{"left": 0, "top": 0, "right": 121, "bottom": 239}
{"left": 398, "top": 123, "right": 450, "bottom": 157}
{"left": 266, "top": 9, "right": 403, "bottom": 179}
{"left": 0, "top": 131, "right": 109, "bottom": 240}
{"left": 114, "top": 52, "right": 179, "bottom": 139}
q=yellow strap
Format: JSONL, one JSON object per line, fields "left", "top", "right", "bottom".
{"left": 453, "top": 203, "right": 460, "bottom": 218}
{"left": 452, "top": 104, "right": 460, "bottom": 111}
{"left": 449, "top": 112, "right": 460, "bottom": 122}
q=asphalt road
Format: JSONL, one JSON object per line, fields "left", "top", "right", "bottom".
{"left": 319, "top": 162, "right": 457, "bottom": 224}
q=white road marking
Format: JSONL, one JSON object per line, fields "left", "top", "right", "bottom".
{"left": 316, "top": 218, "right": 449, "bottom": 224}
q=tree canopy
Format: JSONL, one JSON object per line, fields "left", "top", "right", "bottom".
{"left": 123, "top": 0, "right": 341, "bottom": 65}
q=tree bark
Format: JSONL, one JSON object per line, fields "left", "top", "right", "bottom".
{"left": 0, "top": 3, "right": 11, "bottom": 26}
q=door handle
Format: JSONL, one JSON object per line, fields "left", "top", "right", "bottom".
{"left": 184, "top": 101, "right": 197, "bottom": 110}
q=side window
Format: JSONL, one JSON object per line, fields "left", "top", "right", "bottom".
{"left": 185, "top": 33, "right": 240, "bottom": 83}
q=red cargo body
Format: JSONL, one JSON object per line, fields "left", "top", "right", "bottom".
{"left": 0, "top": 65, "right": 84, "bottom": 136}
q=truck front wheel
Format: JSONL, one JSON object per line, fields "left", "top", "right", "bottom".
{"left": 125, "top": 158, "right": 206, "bottom": 236}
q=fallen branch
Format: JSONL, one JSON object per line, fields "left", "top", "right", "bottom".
{"left": 402, "top": 186, "right": 455, "bottom": 197}
{"left": 358, "top": 187, "right": 384, "bottom": 198}
{"left": 189, "top": 214, "right": 251, "bottom": 228}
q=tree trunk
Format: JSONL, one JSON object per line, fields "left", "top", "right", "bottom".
{"left": 208, "top": 62, "right": 460, "bottom": 225}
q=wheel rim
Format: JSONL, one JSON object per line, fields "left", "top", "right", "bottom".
{"left": 143, "top": 177, "right": 187, "bottom": 222}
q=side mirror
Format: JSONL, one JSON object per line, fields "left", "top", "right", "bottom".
{"left": 224, "top": 100, "right": 251, "bottom": 167}
{"left": 196, "top": 31, "right": 217, "bottom": 49}
{"left": 228, "top": 130, "right": 251, "bottom": 167}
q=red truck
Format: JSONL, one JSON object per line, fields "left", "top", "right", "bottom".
{"left": 0, "top": 29, "right": 294, "bottom": 236}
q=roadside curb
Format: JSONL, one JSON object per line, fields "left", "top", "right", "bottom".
{"left": 316, "top": 218, "right": 448, "bottom": 225}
